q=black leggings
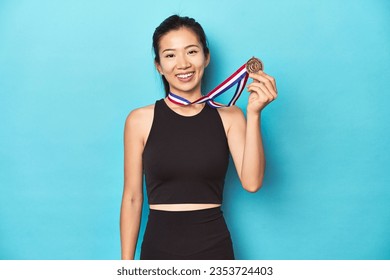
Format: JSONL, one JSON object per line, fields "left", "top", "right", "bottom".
{"left": 140, "top": 207, "right": 235, "bottom": 260}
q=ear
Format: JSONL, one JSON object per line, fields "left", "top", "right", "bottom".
{"left": 205, "top": 53, "right": 210, "bottom": 68}
{"left": 155, "top": 60, "right": 163, "bottom": 74}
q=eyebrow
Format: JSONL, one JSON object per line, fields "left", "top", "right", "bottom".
{"left": 162, "top": 44, "right": 200, "bottom": 53}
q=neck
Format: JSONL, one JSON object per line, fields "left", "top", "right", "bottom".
{"left": 168, "top": 91, "right": 203, "bottom": 103}
{"left": 167, "top": 91, "right": 206, "bottom": 107}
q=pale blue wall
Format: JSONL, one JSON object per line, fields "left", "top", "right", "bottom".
{"left": 1, "top": 0, "right": 389, "bottom": 260}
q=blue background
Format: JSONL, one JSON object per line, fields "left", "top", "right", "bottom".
{"left": 1, "top": 0, "right": 389, "bottom": 260}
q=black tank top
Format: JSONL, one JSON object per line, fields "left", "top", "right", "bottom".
{"left": 142, "top": 99, "right": 229, "bottom": 204}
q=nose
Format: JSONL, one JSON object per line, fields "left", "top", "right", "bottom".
{"left": 176, "top": 53, "right": 191, "bottom": 69}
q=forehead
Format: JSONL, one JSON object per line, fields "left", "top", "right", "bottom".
{"left": 159, "top": 27, "right": 200, "bottom": 50}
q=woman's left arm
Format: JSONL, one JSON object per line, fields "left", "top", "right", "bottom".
{"left": 227, "top": 71, "right": 277, "bottom": 192}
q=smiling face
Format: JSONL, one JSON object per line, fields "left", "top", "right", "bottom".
{"left": 155, "top": 27, "right": 210, "bottom": 97}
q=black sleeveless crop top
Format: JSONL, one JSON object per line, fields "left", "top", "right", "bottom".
{"left": 142, "top": 99, "right": 229, "bottom": 204}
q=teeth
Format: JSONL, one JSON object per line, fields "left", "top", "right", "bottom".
{"left": 177, "top": 72, "right": 194, "bottom": 79}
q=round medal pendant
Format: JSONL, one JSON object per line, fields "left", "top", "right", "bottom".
{"left": 246, "top": 57, "right": 264, "bottom": 73}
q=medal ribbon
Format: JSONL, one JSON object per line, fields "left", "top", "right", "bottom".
{"left": 168, "top": 63, "right": 249, "bottom": 108}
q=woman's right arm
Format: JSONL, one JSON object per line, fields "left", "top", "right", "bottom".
{"left": 120, "top": 108, "right": 148, "bottom": 260}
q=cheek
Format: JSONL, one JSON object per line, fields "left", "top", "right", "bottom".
{"left": 196, "top": 63, "right": 206, "bottom": 75}
{"left": 160, "top": 61, "right": 176, "bottom": 73}
{"left": 196, "top": 58, "right": 208, "bottom": 70}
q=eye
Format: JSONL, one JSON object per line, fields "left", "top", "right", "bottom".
{"left": 165, "top": 53, "right": 175, "bottom": 58}
{"left": 188, "top": 49, "right": 198, "bottom": 55}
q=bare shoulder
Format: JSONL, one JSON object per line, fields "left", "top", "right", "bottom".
{"left": 125, "top": 103, "right": 155, "bottom": 126}
{"left": 125, "top": 104, "right": 155, "bottom": 143}
{"left": 216, "top": 105, "right": 246, "bottom": 134}
{"left": 217, "top": 105, "right": 245, "bottom": 123}
{"left": 217, "top": 105, "right": 244, "bottom": 117}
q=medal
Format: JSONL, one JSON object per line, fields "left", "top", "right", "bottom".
{"left": 246, "top": 57, "right": 263, "bottom": 73}
{"left": 168, "top": 57, "right": 263, "bottom": 108}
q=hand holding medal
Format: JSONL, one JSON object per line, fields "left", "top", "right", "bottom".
{"left": 246, "top": 57, "right": 277, "bottom": 114}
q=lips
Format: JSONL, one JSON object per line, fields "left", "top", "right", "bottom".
{"left": 176, "top": 72, "right": 194, "bottom": 81}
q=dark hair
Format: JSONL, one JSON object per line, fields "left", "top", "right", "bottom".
{"left": 152, "top": 15, "right": 210, "bottom": 96}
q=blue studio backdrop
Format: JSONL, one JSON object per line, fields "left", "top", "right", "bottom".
{"left": 1, "top": 0, "right": 389, "bottom": 260}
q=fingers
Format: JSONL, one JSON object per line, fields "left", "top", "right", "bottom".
{"left": 247, "top": 83, "right": 275, "bottom": 103}
{"left": 249, "top": 71, "right": 277, "bottom": 93}
{"left": 248, "top": 81, "right": 277, "bottom": 99}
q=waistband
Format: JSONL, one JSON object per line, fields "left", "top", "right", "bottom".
{"left": 147, "top": 206, "right": 223, "bottom": 225}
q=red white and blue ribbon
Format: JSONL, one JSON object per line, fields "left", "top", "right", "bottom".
{"left": 168, "top": 63, "right": 249, "bottom": 108}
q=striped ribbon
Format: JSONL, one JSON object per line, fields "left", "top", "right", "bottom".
{"left": 167, "top": 63, "right": 249, "bottom": 108}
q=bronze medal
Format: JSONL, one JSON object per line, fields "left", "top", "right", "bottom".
{"left": 246, "top": 57, "right": 263, "bottom": 73}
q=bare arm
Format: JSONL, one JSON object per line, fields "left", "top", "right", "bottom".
{"left": 225, "top": 70, "right": 277, "bottom": 192}
{"left": 120, "top": 109, "right": 148, "bottom": 260}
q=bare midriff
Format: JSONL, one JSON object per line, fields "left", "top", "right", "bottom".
{"left": 149, "top": 203, "right": 221, "bottom": 211}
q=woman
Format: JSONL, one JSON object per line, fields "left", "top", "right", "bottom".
{"left": 120, "top": 15, "right": 277, "bottom": 260}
